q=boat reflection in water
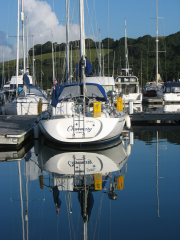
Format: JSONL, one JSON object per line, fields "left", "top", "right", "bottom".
{"left": 34, "top": 133, "right": 134, "bottom": 239}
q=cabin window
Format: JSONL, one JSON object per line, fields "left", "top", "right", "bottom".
{"left": 166, "top": 87, "right": 170, "bottom": 93}
{"left": 85, "top": 85, "right": 104, "bottom": 98}
{"left": 171, "top": 87, "right": 180, "bottom": 93}
{"left": 59, "top": 85, "right": 81, "bottom": 99}
{"left": 129, "top": 84, "right": 136, "bottom": 93}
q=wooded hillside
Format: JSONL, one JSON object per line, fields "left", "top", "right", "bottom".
{"left": 1, "top": 31, "right": 180, "bottom": 89}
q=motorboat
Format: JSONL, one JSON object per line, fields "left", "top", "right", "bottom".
{"left": 114, "top": 20, "right": 142, "bottom": 104}
{"left": 115, "top": 75, "right": 142, "bottom": 103}
{"left": 157, "top": 82, "right": 180, "bottom": 103}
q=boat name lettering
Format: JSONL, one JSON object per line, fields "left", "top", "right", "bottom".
{"left": 87, "top": 168, "right": 96, "bottom": 172}
{"left": 86, "top": 120, "right": 95, "bottom": 123}
{"left": 68, "top": 160, "right": 93, "bottom": 167}
{"left": 67, "top": 125, "right": 92, "bottom": 132}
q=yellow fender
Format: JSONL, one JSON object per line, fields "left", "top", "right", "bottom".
{"left": 117, "top": 97, "right": 123, "bottom": 111}
{"left": 38, "top": 100, "right": 42, "bottom": 114}
{"left": 39, "top": 175, "right": 44, "bottom": 189}
{"left": 117, "top": 175, "right": 124, "bottom": 190}
{"left": 94, "top": 174, "right": 102, "bottom": 190}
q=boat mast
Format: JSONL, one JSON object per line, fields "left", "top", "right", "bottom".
{"left": 125, "top": 19, "right": 127, "bottom": 76}
{"left": 16, "top": 0, "right": 20, "bottom": 97}
{"left": 2, "top": 51, "right": 4, "bottom": 88}
{"left": 79, "top": 0, "right": 86, "bottom": 113}
{"left": 32, "top": 36, "right": 35, "bottom": 85}
{"left": 25, "top": 161, "right": 29, "bottom": 240}
{"left": 66, "top": 0, "right": 69, "bottom": 84}
{"left": 51, "top": 30, "right": 55, "bottom": 83}
{"left": 156, "top": 131, "right": 160, "bottom": 218}
{"left": 21, "top": 0, "right": 26, "bottom": 74}
{"left": 156, "top": 0, "right": 159, "bottom": 87}
{"left": 26, "top": 16, "right": 29, "bottom": 73}
{"left": 98, "top": 29, "right": 101, "bottom": 77}
{"left": 18, "top": 161, "right": 25, "bottom": 240}
{"left": 70, "top": 44, "right": 72, "bottom": 83}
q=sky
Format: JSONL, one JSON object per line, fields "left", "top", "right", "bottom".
{"left": 0, "top": 0, "right": 180, "bottom": 62}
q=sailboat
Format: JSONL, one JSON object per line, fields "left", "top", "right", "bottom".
{"left": 2, "top": 0, "right": 49, "bottom": 115}
{"left": 115, "top": 19, "right": 142, "bottom": 104}
{"left": 38, "top": 0, "right": 127, "bottom": 147}
{"left": 35, "top": 135, "right": 131, "bottom": 240}
{"left": 143, "top": 0, "right": 163, "bottom": 98}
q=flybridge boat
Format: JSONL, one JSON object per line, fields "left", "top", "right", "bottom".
{"left": 157, "top": 82, "right": 180, "bottom": 103}
{"left": 39, "top": 82, "right": 126, "bottom": 146}
{"left": 115, "top": 75, "right": 142, "bottom": 104}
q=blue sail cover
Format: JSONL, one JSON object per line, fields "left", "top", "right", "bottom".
{"left": 76, "top": 57, "right": 92, "bottom": 77}
{"left": 23, "top": 74, "right": 30, "bottom": 86}
{"left": 51, "top": 82, "right": 108, "bottom": 108}
{"left": 52, "top": 82, "right": 60, "bottom": 107}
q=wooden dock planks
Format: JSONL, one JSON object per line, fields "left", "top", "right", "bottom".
{"left": 0, "top": 115, "right": 37, "bottom": 148}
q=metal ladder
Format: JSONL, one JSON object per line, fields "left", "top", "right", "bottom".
{"left": 72, "top": 104, "right": 85, "bottom": 138}
{"left": 73, "top": 154, "right": 86, "bottom": 176}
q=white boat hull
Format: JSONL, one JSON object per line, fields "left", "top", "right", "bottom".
{"left": 123, "top": 93, "right": 142, "bottom": 104}
{"left": 37, "top": 139, "right": 128, "bottom": 176}
{"left": 157, "top": 92, "right": 180, "bottom": 102}
{"left": 39, "top": 115, "right": 126, "bottom": 145}
{"left": 2, "top": 99, "right": 49, "bottom": 115}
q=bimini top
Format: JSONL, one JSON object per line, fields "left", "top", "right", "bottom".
{"left": 163, "top": 82, "right": 180, "bottom": 93}
{"left": 57, "top": 83, "right": 108, "bottom": 102}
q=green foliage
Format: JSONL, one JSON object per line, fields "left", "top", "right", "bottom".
{"left": 0, "top": 32, "right": 180, "bottom": 89}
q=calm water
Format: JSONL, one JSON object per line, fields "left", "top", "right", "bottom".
{"left": 0, "top": 131, "right": 180, "bottom": 240}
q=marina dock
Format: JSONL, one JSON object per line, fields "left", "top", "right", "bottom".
{"left": 130, "top": 112, "right": 180, "bottom": 122}
{"left": 0, "top": 112, "right": 180, "bottom": 150}
{"left": 0, "top": 115, "right": 37, "bottom": 150}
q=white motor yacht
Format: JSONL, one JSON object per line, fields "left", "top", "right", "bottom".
{"left": 157, "top": 82, "right": 180, "bottom": 103}
{"left": 115, "top": 75, "right": 142, "bottom": 104}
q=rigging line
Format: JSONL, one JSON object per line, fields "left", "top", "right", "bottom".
{"left": 69, "top": 0, "right": 77, "bottom": 41}
{"left": 64, "top": 191, "right": 74, "bottom": 240}
{"left": 93, "top": 192, "right": 104, "bottom": 240}
{"left": 92, "top": 0, "right": 99, "bottom": 55}
{"left": 85, "top": 0, "right": 98, "bottom": 54}
{"left": 110, "top": 199, "right": 111, "bottom": 240}
{"left": 107, "top": 0, "right": 109, "bottom": 77}
{"left": 40, "top": 199, "right": 45, "bottom": 240}
{"left": 10, "top": 163, "right": 16, "bottom": 240}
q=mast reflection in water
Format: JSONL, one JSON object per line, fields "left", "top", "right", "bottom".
{"left": 1, "top": 131, "right": 180, "bottom": 240}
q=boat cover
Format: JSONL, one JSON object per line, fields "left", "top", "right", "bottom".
{"left": 18, "top": 85, "right": 46, "bottom": 97}
{"left": 52, "top": 82, "right": 108, "bottom": 107}
{"left": 163, "top": 82, "right": 180, "bottom": 93}
{"left": 76, "top": 57, "right": 92, "bottom": 77}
